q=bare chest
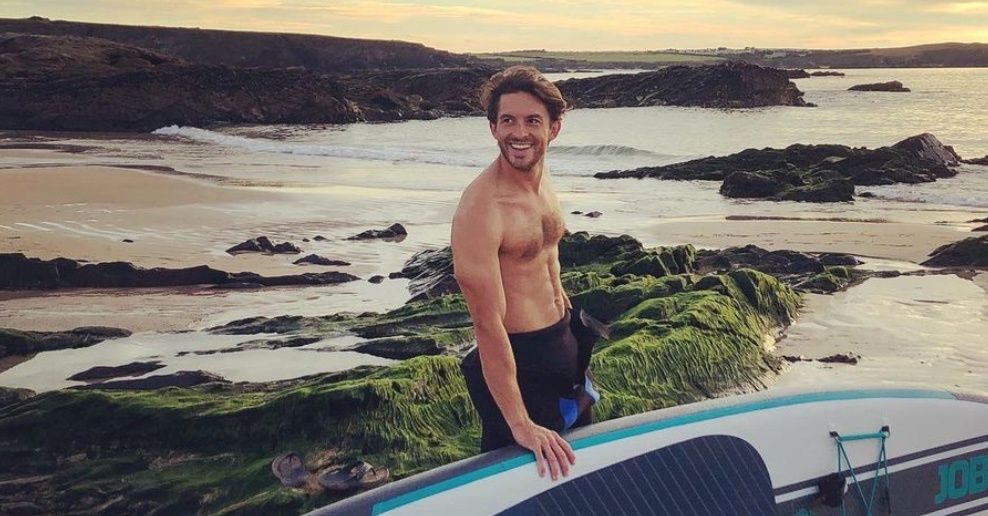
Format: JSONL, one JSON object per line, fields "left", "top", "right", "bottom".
{"left": 498, "top": 203, "right": 565, "bottom": 262}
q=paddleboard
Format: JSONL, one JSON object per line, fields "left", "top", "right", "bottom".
{"left": 308, "top": 386, "right": 988, "bottom": 515}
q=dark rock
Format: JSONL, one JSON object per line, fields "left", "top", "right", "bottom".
{"left": 963, "top": 155, "right": 988, "bottom": 165}
{"left": 696, "top": 246, "right": 865, "bottom": 294}
{"left": 293, "top": 254, "right": 350, "bottom": 266}
{"left": 585, "top": 211, "right": 602, "bottom": 218}
{"left": 313, "top": 235, "right": 328, "bottom": 241}
{"left": 818, "top": 353, "right": 860, "bottom": 364}
{"left": 237, "top": 336, "right": 322, "bottom": 350}
{"left": 388, "top": 272, "right": 408, "bottom": 279}
{"left": 720, "top": 171, "right": 787, "bottom": 198}
{"left": 347, "top": 223, "right": 407, "bottom": 241}
{"left": 848, "top": 81, "right": 909, "bottom": 92}
{"left": 78, "top": 370, "right": 228, "bottom": 390}
{"left": 400, "top": 247, "right": 458, "bottom": 301}
{"left": 557, "top": 62, "right": 810, "bottom": 109}
{"left": 209, "top": 282, "right": 265, "bottom": 290}
{"left": 891, "top": 133, "right": 961, "bottom": 167}
{"left": 122, "top": 239, "right": 134, "bottom": 243}
{"left": 226, "top": 236, "right": 301, "bottom": 255}
{"left": 598, "top": 134, "right": 962, "bottom": 203}
{"left": 302, "top": 238, "right": 310, "bottom": 242}
{"left": 208, "top": 315, "right": 308, "bottom": 335}
{"left": 809, "top": 71, "right": 845, "bottom": 77}
{"left": 1, "top": 326, "right": 131, "bottom": 358}
{"left": 858, "top": 191, "right": 876, "bottom": 198}
{"left": 230, "top": 271, "right": 359, "bottom": 287}
{"left": 0, "top": 386, "right": 35, "bottom": 408}
{"left": 67, "top": 361, "right": 165, "bottom": 382}
{"left": 969, "top": 217, "right": 988, "bottom": 223}
{"left": 974, "top": 225, "right": 988, "bottom": 232}
{"left": 0, "top": 254, "right": 358, "bottom": 290}
{"left": 353, "top": 336, "right": 443, "bottom": 360}
{"left": 559, "top": 232, "right": 644, "bottom": 268}
{"left": 571, "top": 210, "right": 583, "bottom": 215}
{"left": 773, "top": 178, "right": 854, "bottom": 202}
{"left": 0, "top": 502, "right": 45, "bottom": 515}
{"left": 922, "top": 235, "right": 988, "bottom": 267}
{"left": 818, "top": 253, "right": 861, "bottom": 266}
{"left": 780, "top": 355, "right": 809, "bottom": 362}
{"left": 784, "top": 69, "right": 810, "bottom": 79}
{"left": 368, "top": 275, "right": 385, "bottom": 284}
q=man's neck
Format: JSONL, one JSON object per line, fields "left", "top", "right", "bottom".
{"left": 496, "top": 156, "right": 547, "bottom": 195}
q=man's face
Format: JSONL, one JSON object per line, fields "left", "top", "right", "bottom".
{"left": 490, "top": 91, "right": 561, "bottom": 173}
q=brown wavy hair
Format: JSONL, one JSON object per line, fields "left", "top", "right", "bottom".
{"left": 479, "top": 66, "right": 571, "bottom": 123}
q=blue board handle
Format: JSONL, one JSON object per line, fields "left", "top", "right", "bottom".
{"left": 830, "top": 425, "right": 891, "bottom": 442}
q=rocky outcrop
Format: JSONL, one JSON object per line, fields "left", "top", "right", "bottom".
{"left": 0, "top": 34, "right": 489, "bottom": 131}
{"left": 76, "top": 370, "right": 229, "bottom": 390}
{"left": 0, "top": 326, "right": 131, "bottom": 358}
{"left": 809, "top": 71, "right": 845, "bottom": 76}
{"left": 0, "top": 231, "right": 803, "bottom": 514}
{"left": 921, "top": 235, "right": 988, "bottom": 267}
{"left": 784, "top": 69, "right": 810, "bottom": 79}
{"left": 333, "top": 68, "right": 488, "bottom": 122}
{"left": 849, "top": 80, "right": 910, "bottom": 92}
{"left": 963, "top": 155, "right": 988, "bottom": 165}
{"left": 226, "top": 237, "right": 301, "bottom": 255}
{"left": 67, "top": 361, "right": 165, "bottom": 382}
{"left": 294, "top": 254, "right": 350, "bottom": 266}
{"left": 557, "top": 62, "right": 810, "bottom": 109}
{"left": 0, "top": 17, "right": 474, "bottom": 73}
{"left": 597, "top": 133, "right": 962, "bottom": 202}
{"left": 0, "top": 253, "right": 359, "bottom": 290}
{"left": 695, "top": 244, "right": 864, "bottom": 294}
{"left": 0, "top": 386, "right": 34, "bottom": 408}
{"left": 347, "top": 223, "right": 408, "bottom": 241}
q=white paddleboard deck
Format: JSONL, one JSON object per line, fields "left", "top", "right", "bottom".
{"left": 310, "top": 387, "right": 988, "bottom": 515}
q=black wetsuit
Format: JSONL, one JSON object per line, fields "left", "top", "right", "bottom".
{"left": 460, "top": 308, "right": 601, "bottom": 452}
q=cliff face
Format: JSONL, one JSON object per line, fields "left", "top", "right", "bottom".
{"left": 0, "top": 34, "right": 491, "bottom": 131}
{"left": 0, "top": 34, "right": 361, "bottom": 131}
{"left": 0, "top": 16, "right": 474, "bottom": 72}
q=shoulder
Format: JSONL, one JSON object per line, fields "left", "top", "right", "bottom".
{"left": 453, "top": 168, "right": 500, "bottom": 229}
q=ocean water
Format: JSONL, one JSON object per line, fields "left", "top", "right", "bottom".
{"left": 1, "top": 67, "right": 986, "bottom": 392}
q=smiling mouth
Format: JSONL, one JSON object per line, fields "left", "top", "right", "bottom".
{"left": 509, "top": 142, "right": 533, "bottom": 150}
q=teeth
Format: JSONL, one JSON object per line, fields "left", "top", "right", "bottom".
{"left": 510, "top": 143, "right": 532, "bottom": 150}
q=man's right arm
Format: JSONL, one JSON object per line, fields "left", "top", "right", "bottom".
{"left": 451, "top": 203, "right": 575, "bottom": 480}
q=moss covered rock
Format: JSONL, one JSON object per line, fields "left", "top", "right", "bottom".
{"left": 0, "top": 233, "right": 801, "bottom": 514}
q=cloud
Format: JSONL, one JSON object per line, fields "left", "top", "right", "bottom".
{"left": 926, "top": 1, "right": 988, "bottom": 13}
{"left": 1, "top": 0, "right": 984, "bottom": 51}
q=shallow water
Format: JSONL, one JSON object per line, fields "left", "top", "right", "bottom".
{"left": 773, "top": 272, "right": 988, "bottom": 393}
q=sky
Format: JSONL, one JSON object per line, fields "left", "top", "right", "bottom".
{"left": 1, "top": 0, "right": 987, "bottom": 53}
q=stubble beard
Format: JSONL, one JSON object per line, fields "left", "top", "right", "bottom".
{"left": 498, "top": 139, "right": 544, "bottom": 173}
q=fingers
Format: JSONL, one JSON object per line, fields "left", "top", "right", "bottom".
{"left": 544, "top": 440, "right": 561, "bottom": 480}
{"left": 534, "top": 446, "right": 547, "bottom": 478}
{"left": 547, "top": 438, "right": 569, "bottom": 478}
{"left": 559, "top": 434, "right": 577, "bottom": 465}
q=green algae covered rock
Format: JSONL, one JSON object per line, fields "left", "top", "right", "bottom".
{"left": 0, "top": 233, "right": 801, "bottom": 514}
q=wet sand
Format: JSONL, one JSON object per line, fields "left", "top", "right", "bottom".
{"left": 770, "top": 272, "right": 988, "bottom": 393}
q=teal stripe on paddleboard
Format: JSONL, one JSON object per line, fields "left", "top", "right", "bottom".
{"left": 371, "top": 388, "right": 954, "bottom": 515}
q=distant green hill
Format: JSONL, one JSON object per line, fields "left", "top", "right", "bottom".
{"left": 473, "top": 50, "right": 722, "bottom": 70}
{"left": 725, "top": 43, "right": 988, "bottom": 68}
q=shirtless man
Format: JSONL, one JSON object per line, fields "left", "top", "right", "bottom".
{"left": 452, "top": 67, "right": 598, "bottom": 481}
